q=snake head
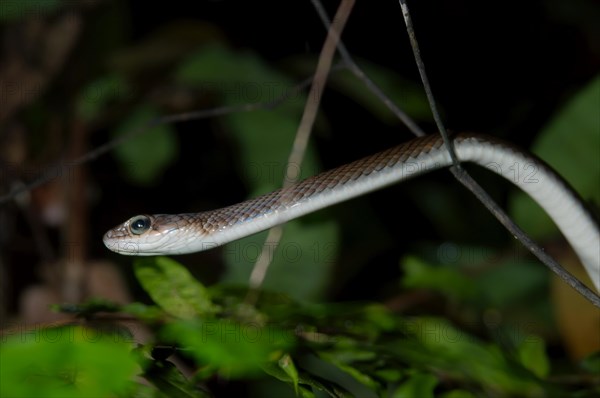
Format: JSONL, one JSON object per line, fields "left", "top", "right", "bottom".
{"left": 103, "top": 214, "right": 188, "bottom": 256}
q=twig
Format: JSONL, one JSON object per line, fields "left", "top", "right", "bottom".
{"left": 289, "top": 0, "right": 355, "bottom": 182}
{"left": 453, "top": 168, "right": 600, "bottom": 307}
{"left": 311, "top": 0, "right": 425, "bottom": 137}
{"left": 397, "top": 0, "right": 600, "bottom": 307}
{"left": 398, "top": 0, "right": 455, "bottom": 155}
{"left": 247, "top": 0, "right": 356, "bottom": 295}
{"left": 0, "top": 63, "right": 346, "bottom": 206}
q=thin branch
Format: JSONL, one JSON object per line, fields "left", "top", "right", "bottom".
{"left": 289, "top": 0, "right": 355, "bottom": 182}
{"left": 398, "top": 0, "right": 456, "bottom": 156}
{"left": 397, "top": 0, "right": 600, "bottom": 307}
{"left": 452, "top": 168, "right": 600, "bottom": 307}
{"left": 247, "top": 0, "right": 356, "bottom": 294}
{"left": 0, "top": 63, "right": 346, "bottom": 206}
{"left": 311, "top": 0, "right": 425, "bottom": 137}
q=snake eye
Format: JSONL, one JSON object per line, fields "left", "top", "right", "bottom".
{"left": 129, "top": 215, "right": 151, "bottom": 235}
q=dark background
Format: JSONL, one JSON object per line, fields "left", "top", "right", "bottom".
{"left": 1, "top": 0, "right": 598, "bottom": 319}
{"left": 1, "top": 1, "right": 599, "bottom": 396}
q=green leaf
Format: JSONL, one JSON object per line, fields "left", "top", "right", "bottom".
{"left": 175, "top": 44, "right": 304, "bottom": 108}
{"left": 318, "top": 352, "right": 381, "bottom": 392}
{"left": 392, "top": 372, "right": 438, "bottom": 398}
{"left": 77, "top": 74, "right": 131, "bottom": 121}
{"left": 261, "top": 362, "right": 317, "bottom": 398}
{"left": 225, "top": 109, "right": 321, "bottom": 195}
{"left": 134, "top": 256, "right": 217, "bottom": 318}
{"left": 122, "top": 302, "right": 167, "bottom": 322}
{"left": 579, "top": 351, "right": 600, "bottom": 374}
{"left": 509, "top": 75, "right": 600, "bottom": 238}
{"left": 373, "top": 368, "right": 403, "bottom": 383}
{"left": 401, "top": 255, "right": 477, "bottom": 300}
{"left": 161, "top": 319, "right": 294, "bottom": 378}
{"left": 278, "top": 354, "right": 300, "bottom": 395}
{"left": 175, "top": 43, "right": 314, "bottom": 194}
{"left": 175, "top": 44, "right": 251, "bottom": 87}
{"left": 0, "top": 326, "right": 138, "bottom": 398}
{"left": 221, "top": 220, "right": 339, "bottom": 301}
{"left": 439, "top": 390, "right": 477, "bottom": 398}
{"left": 126, "top": 381, "right": 162, "bottom": 398}
{"left": 0, "top": 0, "right": 62, "bottom": 22}
{"left": 361, "top": 304, "right": 398, "bottom": 333}
{"left": 112, "top": 105, "right": 178, "bottom": 185}
{"left": 388, "top": 317, "right": 544, "bottom": 396}
{"left": 144, "top": 359, "right": 210, "bottom": 398}
{"left": 262, "top": 361, "right": 355, "bottom": 398}
{"left": 517, "top": 335, "right": 550, "bottom": 378}
{"left": 477, "top": 260, "right": 547, "bottom": 307}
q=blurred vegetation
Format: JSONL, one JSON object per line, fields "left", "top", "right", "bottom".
{"left": 1, "top": 0, "right": 599, "bottom": 397}
{"left": 2, "top": 255, "right": 599, "bottom": 397}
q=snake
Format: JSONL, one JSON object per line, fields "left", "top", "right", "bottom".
{"left": 103, "top": 133, "right": 600, "bottom": 292}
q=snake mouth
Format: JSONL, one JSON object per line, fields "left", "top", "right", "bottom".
{"left": 103, "top": 227, "right": 141, "bottom": 255}
{"left": 103, "top": 239, "right": 134, "bottom": 255}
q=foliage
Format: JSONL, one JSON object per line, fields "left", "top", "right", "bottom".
{"left": 3, "top": 256, "right": 599, "bottom": 397}
{"left": 111, "top": 105, "right": 179, "bottom": 186}
{"left": 0, "top": 0, "right": 63, "bottom": 22}
{"left": 0, "top": 326, "right": 139, "bottom": 397}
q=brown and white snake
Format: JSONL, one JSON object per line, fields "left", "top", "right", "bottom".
{"left": 103, "top": 133, "right": 600, "bottom": 291}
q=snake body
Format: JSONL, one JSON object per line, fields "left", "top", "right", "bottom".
{"left": 103, "top": 133, "right": 600, "bottom": 291}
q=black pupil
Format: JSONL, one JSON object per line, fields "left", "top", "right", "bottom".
{"left": 131, "top": 217, "right": 149, "bottom": 233}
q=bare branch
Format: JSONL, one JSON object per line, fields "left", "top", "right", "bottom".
{"left": 247, "top": 0, "right": 356, "bottom": 293}
{"left": 0, "top": 63, "right": 346, "bottom": 206}
{"left": 311, "top": 0, "right": 425, "bottom": 137}
{"left": 397, "top": 0, "right": 600, "bottom": 307}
